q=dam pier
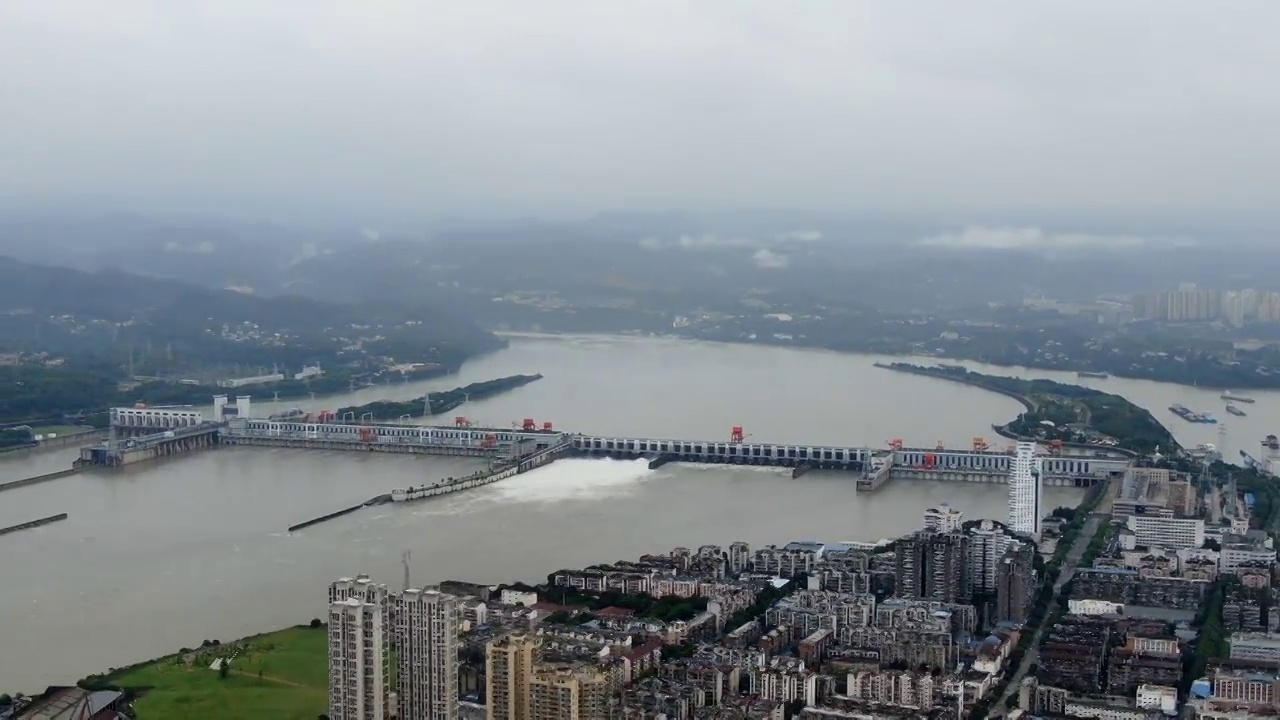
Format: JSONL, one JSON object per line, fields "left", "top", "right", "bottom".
{"left": 65, "top": 394, "right": 1132, "bottom": 487}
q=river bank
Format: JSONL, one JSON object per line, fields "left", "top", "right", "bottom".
{"left": 336, "top": 373, "right": 544, "bottom": 421}
{"left": 873, "top": 362, "right": 1037, "bottom": 413}
{"left": 0, "top": 333, "right": 1227, "bottom": 692}
{"left": 501, "top": 328, "right": 1280, "bottom": 391}
{"left": 876, "top": 362, "right": 1178, "bottom": 455}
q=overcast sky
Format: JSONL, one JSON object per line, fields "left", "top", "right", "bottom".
{"left": 2, "top": 1, "right": 1278, "bottom": 222}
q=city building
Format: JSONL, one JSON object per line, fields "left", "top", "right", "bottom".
{"left": 217, "top": 372, "right": 285, "bottom": 388}
{"left": 487, "top": 633, "right": 538, "bottom": 720}
{"left": 331, "top": 575, "right": 392, "bottom": 607}
{"left": 1068, "top": 599, "right": 1125, "bottom": 616}
{"left": 1209, "top": 667, "right": 1280, "bottom": 711}
{"left": 1229, "top": 633, "right": 1280, "bottom": 665}
{"left": 924, "top": 504, "right": 964, "bottom": 533}
{"left": 396, "top": 588, "right": 460, "bottom": 720}
{"left": 328, "top": 597, "right": 388, "bottom": 720}
{"left": 1135, "top": 684, "right": 1177, "bottom": 715}
{"left": 1134, "top": 284, "right": 1280, "bottom": 326}
{"left": 1126, "top": 515, "right": 1205, "bottom": 550}
{"left": 1008, "top": 442, "right": 1042, "bottom": 539}
{"left": 893, "top": 529, "right": 971, "bottom": 604}
{"left": 1219, "top": 542, "right": 1278, "bottom": 575}
{"left": 528, "top": 664, "right": 614, "bottom": 720}
{"left": 967, "top": 519, "right": 1023, "bottom": 595}
{"left": 995, "top": 545, "right": 1036, "bottom": 625}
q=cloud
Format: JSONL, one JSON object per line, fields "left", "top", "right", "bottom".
{"left": 918, "top": 226, "right": 1149, "bottom": 250}
{"left": 163, "top": 240, "right": 216, "bottom": 253}
{"left": 752, "top": 248, "right": 789, "bottom": 269}
{"left": 676, "top": 234, "right": 755, "bottom": 249}
{"left": 777, "top": 230, "right": 822, "bottom": 242}
{"left": 639, "top": 233, "right": 756, "bottom": 250}
{"left": 2, "top": 2, "right": 1278, "bottom": 222}
{"left": 639, "top": 232, "right": 792, "bottom": 267}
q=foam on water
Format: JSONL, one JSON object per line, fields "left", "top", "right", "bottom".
{"left": 487, "top": 457, "right": 656, "bottom": 503}
{"left": 670, "top": 462, "right": 791, "bottom": 476}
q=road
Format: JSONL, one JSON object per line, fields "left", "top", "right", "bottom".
{"left": 989, "top": 512, "right": 1105, "bottom": 718}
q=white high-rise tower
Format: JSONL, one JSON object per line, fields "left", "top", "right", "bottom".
{"left": 1008, "top": 442, "right": 1042, "bottom": 539}
{"left": 395, "top": 588, "right": 459, "bottom": 719}
{"left": 328, "top": 597, "right": 388, "bottom": 720}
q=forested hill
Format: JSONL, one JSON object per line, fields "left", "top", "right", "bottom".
{"left": 0, "top": 256, "right": 501, "bottom": 373}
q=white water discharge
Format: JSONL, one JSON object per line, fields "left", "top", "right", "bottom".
{"left": 488, "top": 457, "right": 656, "bottom": 503}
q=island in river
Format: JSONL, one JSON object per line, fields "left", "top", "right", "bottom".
{"left": 877, "top": 362, "right": 1180, "bottom": 455}
{"left": 335, "top": 373, "right": 543, "bottom": 422}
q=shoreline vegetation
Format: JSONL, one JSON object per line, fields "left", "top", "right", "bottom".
{"left": 501, "top": 329, "right": 1280, "bottom": 391}
{"left": 0, "top": 362, "right": 461, "bottom": 429}
{"left": 335, "top": 373, "right": 543, "bottom": 422}
{"left": 875, "top": 362, "right": 1180, "bottom": 455}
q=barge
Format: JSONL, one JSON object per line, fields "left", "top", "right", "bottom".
{"left": 1170, "top": 404, "right": 1217, "bottom": 424}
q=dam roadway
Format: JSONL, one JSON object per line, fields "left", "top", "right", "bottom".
{"left": 73, "top": 408, "right": 1131, "bottom": 491}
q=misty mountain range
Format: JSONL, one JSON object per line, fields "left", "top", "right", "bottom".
{"left": 1, "top": 213, "right": 1276, "bottom": 323}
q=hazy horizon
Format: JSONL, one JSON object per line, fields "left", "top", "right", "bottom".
{"left": 3, "top": 1, "right": 1279, "bottom": 229}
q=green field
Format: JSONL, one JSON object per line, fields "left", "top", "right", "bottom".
{"left": 110, "top": 626, "right": 328, "bottom": 720}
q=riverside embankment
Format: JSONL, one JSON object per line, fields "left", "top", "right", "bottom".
{"left": 875, "top": 362, "right": 1172, "bottom": 456}
{"left": 336, "top": 373, "right": 544, "bottom": 421}
{"left": 0, "top": 467, "right": 83, "bottom": 493}
{"left": 0, "top": 513, "right": 68, "bottom": 537}
{"left": 874, "top": 362, "right": 1037, "bottom": 412}
{"left": 286, "top": 438, "right": 571, "bottom": 532}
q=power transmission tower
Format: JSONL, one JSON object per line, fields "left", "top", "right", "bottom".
{"left": 402, "top": 550, "right": 411, "bottom": 591}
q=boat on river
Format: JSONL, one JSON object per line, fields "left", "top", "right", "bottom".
{"left": 1226, "top": 403, "right": 1247, "bottom": 417}
{"left": 1170, "top": 404, "right": 1217, "bottom": 423}
{"left": 1221, "top": 391, "right": 1256, "bottom": 404}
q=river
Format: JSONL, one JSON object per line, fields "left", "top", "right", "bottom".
{"left": 0, "top": 333, "right": 1271, "bottom": 691}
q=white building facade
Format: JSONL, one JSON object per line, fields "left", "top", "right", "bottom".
{"left": 967, "top": 519, "right": 1023, "bottom": 594}
{"left": 1126, "top": 515, "right": 1205, "bottom": 550}
{"left": 1068, "top": 599, "right": 1125, "bottom": 616}
{"left": 328, "top": 598, "right": 388, "bottom": 720}
{"left": 924, "top": 504, "right": 964, "bottom": 533}
{"left": 396, "top": 588, "right": 460, "bottom": 720}
{"left": 1008, "top": 442, "right": 1042, "bottom": 539}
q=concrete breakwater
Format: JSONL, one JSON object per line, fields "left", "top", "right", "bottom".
{"left": 0, "top": 430, "right": 103, "bottom": 458}
{"left": 36, "top": 430, "right": 106, "bottom": 451}
{"left": 288, "top": 494, "right": 392, "bottom": 533}
{"left": 647, "top": 455, "right": 675, "bottom": 470}
{"left": 287, "top": 441, "right": 571, "bottom": 531}
{"left": 0, "top": 467, "right": 83, "bottom": 493}
{"left": 0, "top": 513, "right": 69, "bottom": 537}
{"left": 390, "top": 440, "right": 569, "bottom": 502}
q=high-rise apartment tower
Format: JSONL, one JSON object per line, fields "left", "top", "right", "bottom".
{"left": 1008, "top": 442, "right": 1043, "bottom": 539}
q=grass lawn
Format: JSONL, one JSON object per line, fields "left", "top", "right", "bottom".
{"left": 110, "top": 626, "right": 328, "bottom": 720}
